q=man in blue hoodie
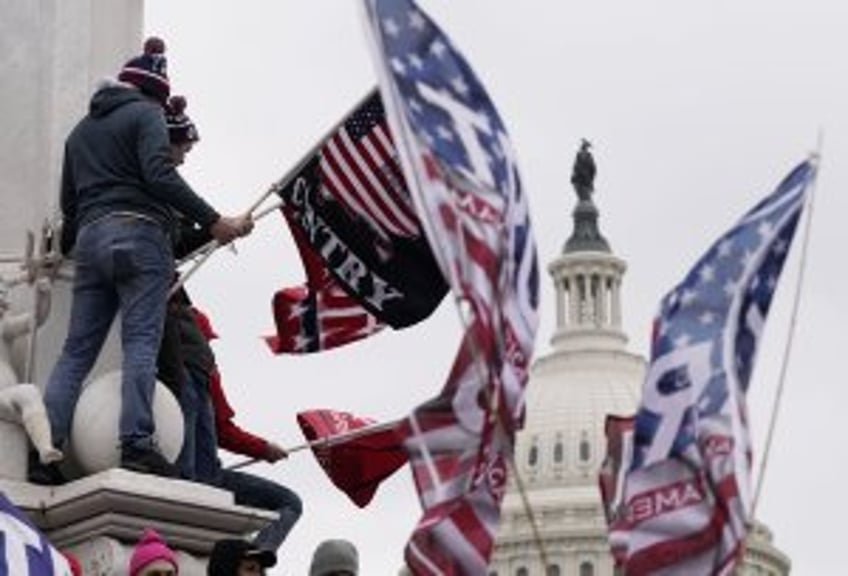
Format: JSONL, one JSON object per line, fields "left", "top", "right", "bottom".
{"left": 32, "top": 37, "right": 251, "bottom": 483}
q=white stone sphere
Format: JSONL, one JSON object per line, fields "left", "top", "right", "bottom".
{"left": 70, "top": 370, "right": 184, "bottom": 474}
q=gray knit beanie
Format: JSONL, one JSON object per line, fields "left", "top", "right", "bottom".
{"left": 309, "top": 539, "right": 359, "bottom": 576}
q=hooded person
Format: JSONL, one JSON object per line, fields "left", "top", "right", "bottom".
{"left": 309, "top": 539, "right": 359, "bottom": 576}
{"left": 129, "top": 528, "right": 179, "bottom": 576}
{"left": 207, "top": 538, "right": 276, "bottom": 576}
{"left": 31, "top": 37, "right": 253, "bottom": 485}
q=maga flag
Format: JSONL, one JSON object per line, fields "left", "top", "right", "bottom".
{"left": 0, "top": 492, "right": 72, "bottom": 576}
{"left": 296, "top": 409, "right": 408, "bottom": 508}
{"left": 604, "top": 159, "right": 817, "bottom": 575}
{"left": 364, "top": 0, "right": 539, "bottom": 572}
{"left": 269, "top": 90, "right": 447, "bottom": 353}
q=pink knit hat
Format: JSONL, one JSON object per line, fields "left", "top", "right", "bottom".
{"left": 129, "top": 528, "right": 178, "bottom": 575}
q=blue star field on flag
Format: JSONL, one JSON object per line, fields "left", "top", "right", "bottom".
{"left": 373, "top": 0, "right": 523, "bottom": 211}
{"left": 364, "top": 1, "right": 540, "bottom": 572}
{"left": 633, "top": 159, "right": 816, "bottom": 471}
{"left": 603, "top": 159, "right": 817, "bottom": 575}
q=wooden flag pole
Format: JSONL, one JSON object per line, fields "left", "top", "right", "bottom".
{"left": 224, "top": 418, "right": 400, "bottom": 471}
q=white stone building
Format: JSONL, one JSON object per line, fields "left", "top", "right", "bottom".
{"left": 489, "top": 155, "right": 791, "bottom": 576}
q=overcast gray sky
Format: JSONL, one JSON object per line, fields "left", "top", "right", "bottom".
{"left": 145, "top": 2, "right": 848, "bottom": 573}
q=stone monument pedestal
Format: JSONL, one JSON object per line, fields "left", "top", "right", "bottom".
{"left": 2, "top": 470, "right": 275, "bottom": 576}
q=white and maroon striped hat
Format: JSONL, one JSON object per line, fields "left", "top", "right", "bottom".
{"left": 118, "top": 37, "right": 170, "bottom": 105}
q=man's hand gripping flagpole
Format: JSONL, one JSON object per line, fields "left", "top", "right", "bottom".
{"left": 168, "top": 182, "right": 284, "bottom": 297}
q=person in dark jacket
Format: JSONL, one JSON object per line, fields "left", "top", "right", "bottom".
{"left": 155, "top": 101, "right": 301, "bottom": 551}
{"left": 32, "top": 37, "right": 252, "bottom": 484}
{"left": 156, "top": 298, "right": 302, "bottom": 552}
{"left": 208, "top": 538, "right": 276, "bottom": 576}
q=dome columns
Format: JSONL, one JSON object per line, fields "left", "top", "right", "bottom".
{"left": 549, "top": 254, "right": 628, "bottom": 352}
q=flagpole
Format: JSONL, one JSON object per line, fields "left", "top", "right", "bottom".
{"left": 361, "top": 4, "right": 550, "bottom": 567}
{"left": 229, "top": 86, "right": 379, "bottom": 230}
{"left": 224, "top": 419, "right": 400, "bottom": 471}
{"left": 175, "top": 199, "right": 285, "bottom": 268}
{"left": 167, "top": 198, "right": 286, "bottom": 297}
{"left": 750, "top": 144, "right": 822, "bottom": 519}
{"left": 169, "top": 90, "right": 379, "bottom": 295}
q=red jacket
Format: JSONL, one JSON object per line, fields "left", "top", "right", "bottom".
{"left": 191, "top": 307, "right": 268, "bottom": 460}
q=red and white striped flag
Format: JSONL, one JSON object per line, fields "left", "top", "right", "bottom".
{"left": 268, "top": 90, "right": 448, "bottom": 351}
{"left": 601, "top": 160, "right": 816, "bottom": 575}
{"left": 318, "top": 91, "right": 419, "bottom": 239}
{"left": 364, "top": 1, "right": 540, "bottom": 573}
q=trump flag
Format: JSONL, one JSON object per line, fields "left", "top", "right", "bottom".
{"left": 363, "top": 0, "right": 540, "bottom": 572}
{"left": 604, "top": 159, "right": 817, "bottom": 575}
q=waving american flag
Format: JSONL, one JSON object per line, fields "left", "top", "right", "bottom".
{"left": 269, "top": 91, "right": 448, "bottom": 354}
{"left": 604, "top": 159, "right": 817, "bottom": 575}
{"left": 363, "top": 0, "right": 539, "bottom": 573}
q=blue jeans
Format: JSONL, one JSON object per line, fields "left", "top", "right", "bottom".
{"left": 177, "top": 368, "right": 219, "bottom": 481}
{"left": 218, "top": 468, "right": 303, "bottom": 552}
{"left": 175, "top": 373, "right": 302, "bottom": 551}
{"left": 44, "top": 214, "right": 173, "bottom": 451}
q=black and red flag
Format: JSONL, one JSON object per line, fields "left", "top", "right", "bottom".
{"left": 267, "top": 90, "right": 447, "bottom": 354}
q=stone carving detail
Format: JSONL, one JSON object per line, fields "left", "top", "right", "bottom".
{"left": 0, "top": 227, "right": 64, "bottom": 474}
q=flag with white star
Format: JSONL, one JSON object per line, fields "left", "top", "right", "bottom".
{"left": 363, "top": 1, "right": 540, "bottom": 573}
{"left": 604, "top": 159, "right": 817, "bottom": 575}
{"left": 0, "top": 492, "right": 72, "bottom": 576}
{"left": 266, "top": 208, "right": 386, "bottom": 354}
{"left": 269, "top": 92, "right": 449, "bottom": 353}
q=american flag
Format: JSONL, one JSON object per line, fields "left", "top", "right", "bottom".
{"left": 271, "top": 95, "right": 448, "bottom": 342}
{"left": 319, "top": 90, "right": 419, "bottom": 239}
{"left": 0, "top": 492, "right": 72, "bottom": 576}
{"left": 604, "top": 159, "right": 817, "bottom": 575}
{"left": 363, "top": 0, "right": 539, "bottom": 573}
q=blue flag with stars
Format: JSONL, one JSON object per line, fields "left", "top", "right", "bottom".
{"left": 0, "top": 492, "right": 71, "bottom": 576}
{"left": 363, "top": 1, "right": 539, "bottom": 574}
{"left": 605, "top": 159, "right": 817, "bottom": 575}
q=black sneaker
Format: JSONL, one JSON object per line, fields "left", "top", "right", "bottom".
{"left": 28, "top": 451, "right": 67, "bottom": 486}
{"left": 120, "top": 446, "right": 179, "bottom": 479}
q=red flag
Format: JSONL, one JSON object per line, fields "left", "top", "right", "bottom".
{"left": 296, "top": 409, "right": 408, "bottom": 507}
{"left": 266, "top": 222, "right": 385, "bottom": 354}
